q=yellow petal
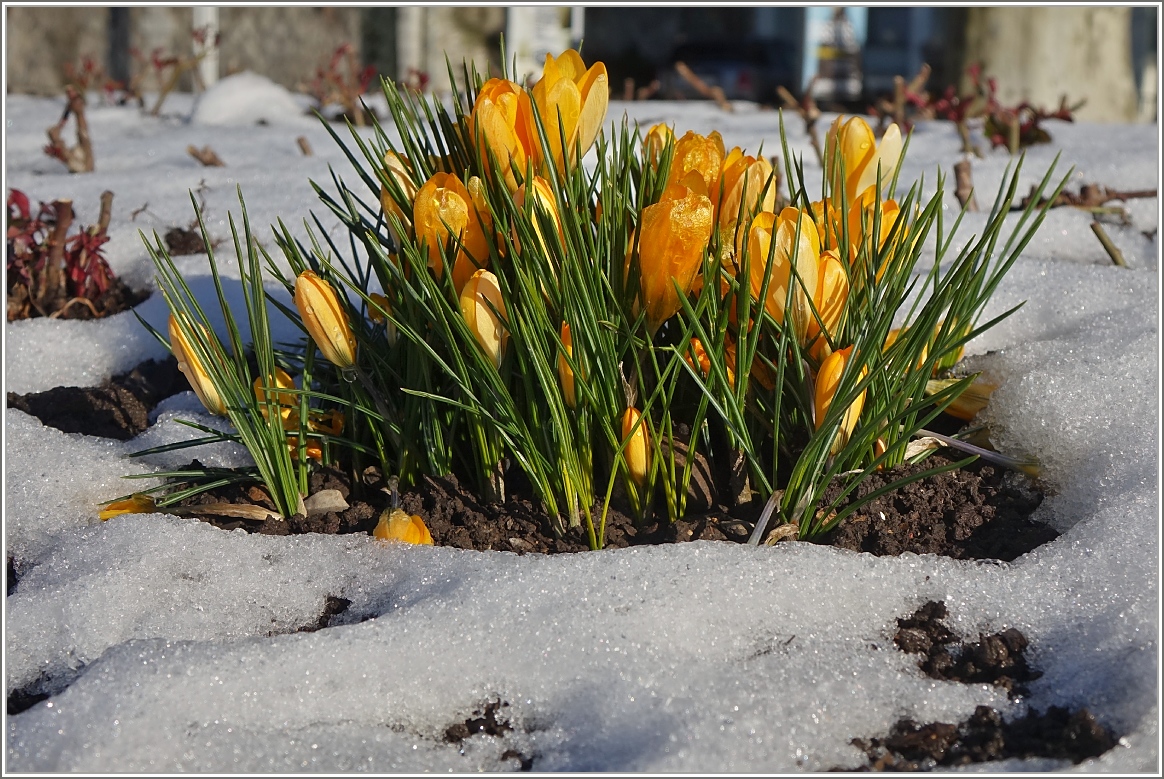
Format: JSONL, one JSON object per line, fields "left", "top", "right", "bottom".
{"left": 373, "top": 507, "right": 434, "bottom": 545}
{"left": 99, "top": 493, "right": 157, "bottom": 521}
{"left": 854, "top": 122, "right": 902, "bottom": 202}
{"left": 459, "top": 268, "right": 507, "bottom": 368}
{"left": 294, "top": 271, "right": 357, "bottom": 369}
{"left": 621, "top": 407, "right": 649, "bottom": 488}
{"left": 168, "top": 314, "right": 227, "bottom": 415}
{"left": 806, "top": 248, "right": 849, "bottom": 355}
{"left": 558, "top": 322, "right": 576, "bottom": 408}
{"left": 638, "top": 187, "right": 714, "bottom": 332}
{"left": 814, "top": 346, "right": 867, "bottom": 455}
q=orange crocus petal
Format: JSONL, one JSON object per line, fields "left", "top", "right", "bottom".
{"left": 717, "top": 152, "right": 776, "bottom": 238}
{"left": 168, "top": 314, "right": 227, "bottom": 416}
{"left": 470, "top": 78, "right": 535, "bottom": 192}
{"left": 638, "top": 186, "right": 714, "bottom": 332}
{"left": 459, "top": 269, "right": 508, "bottom": 369}
{"left": 558, "top": 322, "right": 577, "bottom": 408}
{"left": 806, "top": 248, "right": 849, "bottom": 356}
{"left": 814, "top": 346, "right": 867, "bottom": 455}
{"left": 667, "top": 130, "right": 725, "bottom": 196}
{"left": 374, "top": 508, "right": 434, "bottom": 545}
{"left": 745, "top": 208, "right": 820, "bottom": 342}
{"left": 621, "top": 407, "right": 649, "bottom": 488}
{"left": 294, "top": 271, "right": 358, "bottom": 370}
{"left": 643, "top": 122, "right": 674, "bottom": 167}
{"left": 99, "top": 494, "right": 157, "bottom": 521}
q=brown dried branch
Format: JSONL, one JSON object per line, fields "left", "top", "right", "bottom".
{"left": 674, "top": 61, "right": 733, "bottom": 112}
{"left": 296, "top": 136, "right": 314, "bottom": 156}
{"left": 953, "top": 160, "right": 979, "bottom": 212}
{"left": 1015, "top": 183, "right": 1158, "bottom": 211}
{"left": 1090, "top": 222, "right": 1127, "bottom": 267}
{"left": 777, "top": 78, "right": 823, "bottom": 164}
{"left": 187, "top": 145, "right": 225, "bottom": 167}
{"left": 623, "top": 77, "right": 635, "bottom": 101}
{"left": 35, "top": 200, "right": 74, "bottom": 315}
{"left": 44, "top": 87, "right": 95, "bottom": 173}
{"left": 636, "top": 79, "right": 660, "bottom": 101}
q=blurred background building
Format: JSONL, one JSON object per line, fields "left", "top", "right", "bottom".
{"left": 4, "top": 6, "right": 1158, "bottom": 123}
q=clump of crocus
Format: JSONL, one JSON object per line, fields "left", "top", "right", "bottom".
{"left": 814, "top": 346, "right": 867, "bottom": 455}
{"left": 824, "top": 115, "right": 903, "bottom": 204}
{"left": 460, "top": 268, "right": 507, "bottom": 368}
{"left": 294, "top": 270, "right": 357, "bottom": 370}
{"left": 168, "top": 314, "right": 227, "bottom": 415}
{"left": 373, "top": 507, "right": 434, "bottom": 545}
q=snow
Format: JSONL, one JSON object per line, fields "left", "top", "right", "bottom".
{"left": 3, "top": 80, "right": 1160, "bottom": 773}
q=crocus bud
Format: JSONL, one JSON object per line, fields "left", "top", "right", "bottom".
{"left": 368, "top": 292, "right": 397, "bottom": 346}
{"left": 469, "top": 77, "right": 536, "bottom": 192}
{"left": 379, "top": 150, "right": 419, "bottom": 235}
{"left": 806, "top": 248, "right": 849, "bottom": 361}
{"left": 716, "top": 148, "right": 776, "bottom": 240}
{"left": 459, "top": 268, "right": 507, "bottom": 369}
{"left": 621, "top": 407, "right": 650, "bottom": 488}
{"left": 99, "top": 493, "right": 157, "bottom": 521}
{"left": 824, "top": 115, "right": 903, "bottom": 204}
{"left": 168, "top": 314, "right": 227, "bottom": 415}
{"left": 558, "top": 322, "right": 577, "bottom": 408}
{"left": 814, "top": 346, "right": 867, "bottom": 455}
{"left": 744, "top": 207, "right": 820, "bottom": 343}
{"left": 294, "top": 271, "right": 357, "bottom": 370}
{"left": 643, "top": 122, "right": 674, "bottom": 168}
{"left": 374, "top": 507, "right": 434, "bottom": 545}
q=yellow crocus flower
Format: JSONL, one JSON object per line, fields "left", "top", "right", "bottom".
{"left": 168, "top": 314, "right": 227, "bottom": 416}
{"left": 824, "top": 115, "right": 903, "bottom": 204}
{"left": 531, "top": 49, "right": 609, "bottom": 172}
{"left": 621, "top": 407, "right": 650, "bottom": 488}
{"left": 814, "top": 345, "right": 867, "bottom": 455}
{"left": 99, "top": 493, "right": 157, "bottom": 521}
{"left": 459, "top": 268, "right": 508, "bottom": 369}
{"left": 374, "top": 507, "right": 434, "bottom": 545}
{"left": 293, "top": 270, "right": 357, "bottom": 370}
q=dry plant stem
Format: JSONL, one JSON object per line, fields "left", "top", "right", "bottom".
{"left": 1016, "top": 184, "right": 1158, "bottom": 211}
{"left": 187, "top": 145, "right": 225, "bottom": 167}
{"left": 1090, "top": 222, "right": 1127, "bottom": 267}
{"left": 892, "top": 75, "right": 907, "bottom": 128}
{"left": 46, "top": 88, "right": 95, "bottom": 173}
{"left": 74, "top": 190, "right": 115, "bottom": 288}
{"left": 48, "top": 297, "right": 101, "bottom": 319}
{"left": 777, "top": 80, "right": 822, "bottom": 164}
{"left": 296, "top": 136, "right": 314, "bottom": 156}
{"left": 623, "top": 77, "right": 634, "bottom": 101}
{"left": 151, "top": 51, "right": 208, "bottom": 116}
{"left": 675, "top": 61, "right": 733, "bottom": 112}
{"left": 954, "top": 159, "right": 979, "bottom": 211}
{"left": 636, "top": 79, "right": 660, "bottom": 100}
{"left": 37, "top": 200, "right": 73, "bottom": 312}
{"left": 956, "top": 121, "right": 983, "bottom": 158}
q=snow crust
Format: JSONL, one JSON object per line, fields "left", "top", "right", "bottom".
{"left": 3, "top": 82, "right": 1159, "bottom": 772}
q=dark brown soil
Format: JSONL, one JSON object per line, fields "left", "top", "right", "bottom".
{"left": 819, "top": 455, "right": 1056, "bottom": 561}
{"left": 444, "top": 699, "right": 535, "bottom": 771}
{"left": 6, "top": 356, "right": 183, "bottom": 440}
{"left": 6, "top": 276, "right": 150, "bottom": 322}
{"left": 893, "top": 601, "right": 1040, "bottom": 695}
{"left": 844, "top": 704, "right": 1117, "bottom": 771}
{"left": 164, "top": 226, "right": 205, "bottom": 256}
{"left": 7, "top": 355, "right": 1057, "bottom": 561}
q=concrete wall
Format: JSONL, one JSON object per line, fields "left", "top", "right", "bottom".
{"left": 5, "top": 6, "right": 108, "bottom": 95}
{"left": 4, "top": 6, "right": 366, "bottom": 95}
{"left": 395, "top": 6, "right": 505, "bottom": 92}
{"left": 961, "top": 7, "right": 1140, "bottom": 123}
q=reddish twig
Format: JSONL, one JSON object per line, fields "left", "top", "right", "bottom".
{"left": 675, "top": 61, "right": 733, "bottom": 113}
{"left": 44, "top": 87, "right": 95, "bottom": 173}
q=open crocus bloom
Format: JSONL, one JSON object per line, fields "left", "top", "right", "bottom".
{"left": 374, "top": 507, "right": 434, "bottom": 545}
{"left": 459, "top": 268, "right": 508, "bottom": 369}
{"left": 824, "top": 115, "right": 903, "bottom": 205}
{"left": 814, "top": 345, "right": 867, "bottom": 455}
{"left": 531, "top": 49, "right": 609, "bottom": 173}
{"left": 413, "top": 172, "right": 491, "bottom": 293}
{"left": 744, "top": 207, "right": 821, "bottom": 343}
{"left": 666, "top": 130, "right": 726, "bottom": 196}
{"left": 637, "top": 179, "right": 714, "bottom": 334}
{"left": 293, "top": 271, "right": 357, "bottom": 370}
